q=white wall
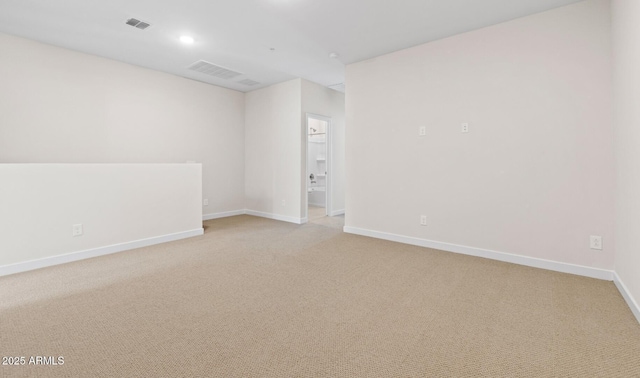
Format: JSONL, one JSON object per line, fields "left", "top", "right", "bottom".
{"left": 302, "top": 79, "right": 346, "bottom": 216}
{"left": 612, "top": 0, "right": 640, "bottom": 320}
{"left": 345, "top": 0, "right": 614, "bottom": 271}
{"left": 0, "top": 33, "right": 245, "bottom": 217}
{"left": 0, "top": 164, "right": 202, "bottom": 274}
{"left": 244, "top": 79, "right": 346, "bottom": 222}
{"left": 244, "top": 79, "right": 304, "bottom": 222}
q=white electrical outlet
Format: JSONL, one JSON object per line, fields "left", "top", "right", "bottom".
{"left": 420, "top": 215, "right": 427, "bottom": 226}
{"left": 461, "top": 123, "right": 469, "bottom": 133}
{"left": 281, "top": 200, "right": 286, "bottom": 207}
{"left": 590, "top": 235, "right": 602, "bottom": 250}
{"left": 419, "top": 126, "right": 426, "bottom": 136}
{"left": 72, "top": 224, "right": 83, "bottom": 237}
{"left": 203, "top": 198, "right": 209, "bottom": 206}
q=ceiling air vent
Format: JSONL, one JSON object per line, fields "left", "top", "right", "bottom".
{"left": 187, "top": 60, "right": 242, "bottom": 80}
{"left": 126, "top": 18, "right": 150, "bottom": 30}
{"left": 237, "top": 79, "right": 260, "bottom": 86}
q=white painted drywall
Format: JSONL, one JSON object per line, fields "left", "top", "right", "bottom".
{"left": 0, "top": 33, "right": 245, "bottom": 217}
{"left": 345, "top": 0, "right": 614, "bottom": 269}
{"left": 301, "top": 79, "right": 346, "bottom": 215}
{"left": 612, "top": 0, "right": 640, "bottom": 316}
{"left": 244, "top": 79, "right": 345, "bottom": 222}
{"left": 0, "top": 164, "right": 202, "bottom": 268}
{"left": 244, "top": 79, "right": 304, "bottom": 222}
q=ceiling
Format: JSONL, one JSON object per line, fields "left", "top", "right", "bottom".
{"left": 0, "top": 0, "right": 584, "bottom": 93}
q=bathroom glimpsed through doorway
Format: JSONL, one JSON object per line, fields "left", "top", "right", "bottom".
{"left": 306, "top": 114, "right": 331, "bottom": 222}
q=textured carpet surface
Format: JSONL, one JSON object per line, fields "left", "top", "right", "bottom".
{"left": 1, "top": 215, "right": 639, "bottom": 377}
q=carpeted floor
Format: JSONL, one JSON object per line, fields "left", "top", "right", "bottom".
{"left": 1, "top": 215, "right": 639, "bottom": 377}
{"left": 308, "top": 205, "right": 327, "bottom": 221}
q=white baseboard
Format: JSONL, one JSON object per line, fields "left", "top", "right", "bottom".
{"left": 203, "top": 209, "right": 308, "bottom": 225}
{"left": 245, "top": 210, "right": 306, "bottom": 225}
{"left": 613, "top": 272, "right": 640, "bottom": 324}
{"left": 203, "top": 210, "right": 245, "bottom": 220}
{"left": 343, "top": 226, "right": 614, "bottom": 281}
{"left": 203, "top": 208, "right": 340, "bottom": 223}
{"left": 0, "top": 228, "right": 204, "bottom": 277}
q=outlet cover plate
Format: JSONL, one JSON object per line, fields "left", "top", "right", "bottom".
{"left": 72, "top": 224, "right": 83, "bottom": 237}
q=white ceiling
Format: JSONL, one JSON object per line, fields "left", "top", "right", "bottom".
{"left": 0, "top": 0, "right": 584, "bottom": 93}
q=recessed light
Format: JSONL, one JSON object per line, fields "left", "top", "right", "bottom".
{"left": 180, "top": 35, "right": 194, "bottom": 44}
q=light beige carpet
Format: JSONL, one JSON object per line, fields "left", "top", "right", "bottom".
{"left": 308, "top": 205, "right": 327, "bottom": 221}
{"left": 1, "top": 215, "right": 639, "bottom": 377}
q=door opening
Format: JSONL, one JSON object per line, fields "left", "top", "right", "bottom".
{"left": 305, "top": 114, "right": 331, "bottom": 222}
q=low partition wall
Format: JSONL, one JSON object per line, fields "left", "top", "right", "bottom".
{"left": 0, "top": 164, "right": 203, "bottom": 275}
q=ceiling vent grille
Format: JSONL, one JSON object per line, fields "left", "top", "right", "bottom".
{"left": 187, "top": 60, "right": 242, "bottom": 80}
{"left": 237, "top": 79, "right": 260, "bottom": 86}
{"left": 125, "top": 18, "right": 151, "bottom": 30}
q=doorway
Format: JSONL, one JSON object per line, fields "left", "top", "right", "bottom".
{"left": 305, "top": 113, "right": 331, "bottom": 222}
